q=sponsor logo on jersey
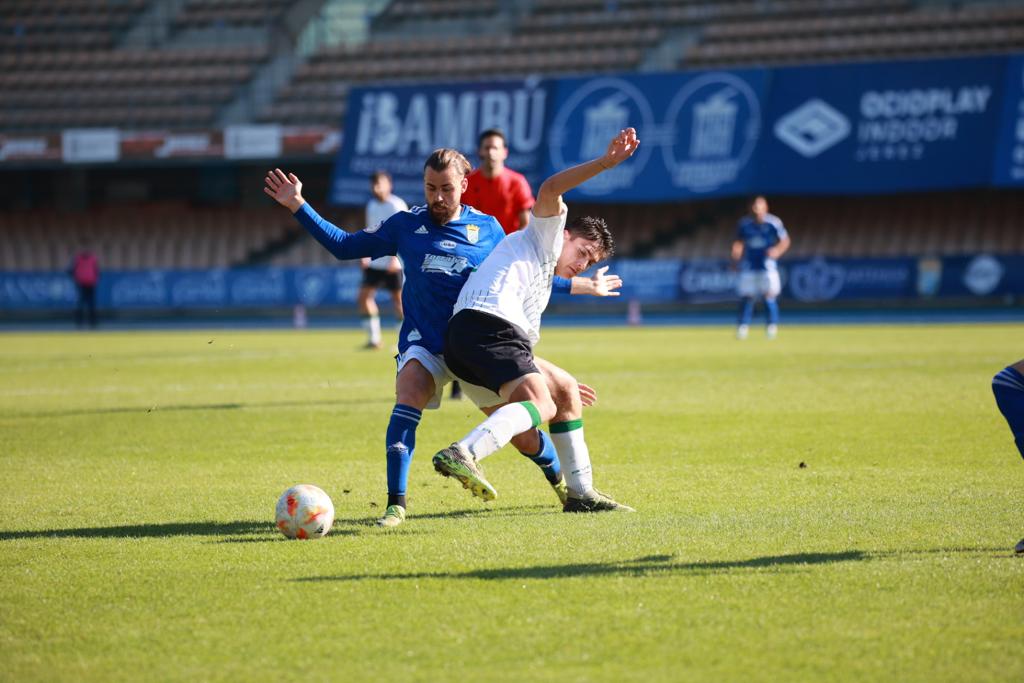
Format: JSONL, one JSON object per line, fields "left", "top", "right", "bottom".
{"left": 465, "top": 225, "right": 479, "bottom": 244}
{"left": 421, "top": 253, "right": 470, "bottom": 276}
{"left": 414, "top": 225, "right": 429, "bottom": 234}
{"left": 436, "top": 240, "right": 457, "bottom": 250}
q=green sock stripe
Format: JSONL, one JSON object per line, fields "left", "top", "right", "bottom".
{"left": 550, "top": 419, "right": 583, "bottom": 433}
{"left": 520, "top": 401, "right": 542, "bottom": 428}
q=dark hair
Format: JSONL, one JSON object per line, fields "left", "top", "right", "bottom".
{"left": 567, "top": 216, "right": 614, "bottom": 259}
{"left": 423, "top": 148, "right": 472, "bottom": 177}
{"left": 370, "top": 169, "right": 391, "bottom": 183}
{"left": 477, "top": 128, "right": 507, "bottom": 148}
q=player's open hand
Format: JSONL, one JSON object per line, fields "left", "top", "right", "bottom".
{"left": 590, "top": 265, "right": 622, "bottom": 297}
{"left": 578, "top": 382, "right": 598, "bottom": 407}
{"left": 264, "top": 168, "right": 305, "bottom": 212}
{"left": 601, "top": 128, "right": 640, "bottom": 169}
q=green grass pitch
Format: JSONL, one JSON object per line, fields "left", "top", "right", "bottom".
{"left": 1, "top": 323, "right": 1022, "bottom": 682}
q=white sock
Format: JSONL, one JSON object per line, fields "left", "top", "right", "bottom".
{"left": 459, "top": 402, "right": 539, "bottom": 461}
{"left": 364, "top": 315, "right": 381, "bottom": 345}
{"left": 550, "top": 421, "right": 592, "bottom": 496}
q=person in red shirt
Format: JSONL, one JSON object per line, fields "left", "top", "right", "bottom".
{"left": 70, "top": 248, "right": 99, "bottom": 328}
{"left": 464, "top": 128, "right": 535, "bottom": 235}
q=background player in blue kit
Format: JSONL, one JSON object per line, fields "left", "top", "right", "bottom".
{"left": 731, "top": 196, "right": 791, "bottom": 340}
{"left": 992, "top": 359, "right": 1024, "bottom": 554}
{"left": 263, "top": 152, "right": 622, "bottom": 527}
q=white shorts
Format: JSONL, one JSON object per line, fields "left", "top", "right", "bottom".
{"left": 737, "top": 270, "right": 781, "bottom": 298}
{"left": 396, "top": 345, "right": 504, "bottom": 410}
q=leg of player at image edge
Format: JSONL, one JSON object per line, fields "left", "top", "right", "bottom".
{"left": 377, "top": 403, "right": 422, "bottom": 527}
{"left": 991, "top": 364, "right": 1024, "bottom": 554}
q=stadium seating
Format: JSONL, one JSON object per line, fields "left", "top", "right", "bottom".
{"left": 0, "top": 43, "right": 272, "bottom": 131}
{"left": 685, "top": 4, "right": 1024, "bottom": 66}
{"left": 648, "top": 192, "right": 1024, "bottom": 261}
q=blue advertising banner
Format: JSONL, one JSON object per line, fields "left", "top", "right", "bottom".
{"left": 542, "top": 70, "right": 767, "bottom": 202}
{"left": 330, "top": 78, "right": 555, "bottom": 206}
{"left": 672, "top": 257, "right": 919, "bottom": 304}
{"left": 330, "top": 55, "right": 1022, "bottom": 203}
{"left": 757, "top": 57, "right": 1005, "bottom": 194}
{"left": 937, "top": 254, "right": 1024, "bottom": 297}
{"left": 993, "top": 54, "right": 1024, "bottom": 186}
{"left": 1, "top": 256, "right": 1019, "bottom": 313}
{"left": 0, "top": 267, "right": 371, "bottom": 311}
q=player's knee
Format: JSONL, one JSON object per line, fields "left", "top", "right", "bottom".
{"left": 395, "top": 364, "right": 434, "bottom": 408}
{"left": 533, "top": 395, "right": 557, "bottom": 423}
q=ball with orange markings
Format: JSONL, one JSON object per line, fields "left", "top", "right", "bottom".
{"left": 274, "top": 485, "right": 334, "bottom": 539}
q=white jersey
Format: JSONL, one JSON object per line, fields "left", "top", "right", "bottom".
{"left": 453, "top": 206, "right": 567, "bottom": 346}
{"left": 365, "top": 195, "right": 408, "bottom": 269}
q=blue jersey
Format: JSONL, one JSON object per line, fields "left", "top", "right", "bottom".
{"left": 294, "top": 202, "right": 570, "bottom": 355}
{"left": 735, "top": 214, "right": 787, "bottom": 272}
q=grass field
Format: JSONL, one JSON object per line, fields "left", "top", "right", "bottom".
{"left": 1, "top": 323, "right": 1022, "bottom": 682}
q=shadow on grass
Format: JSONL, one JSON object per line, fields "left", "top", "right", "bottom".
{"left": 294, "top": 550, "right": 869, "bottom": 583}
{"left": 13, "top": 396, "right": 396, "bottom": 419}
{"left": 0, "top": 520, "right": 274, "bottom": 541}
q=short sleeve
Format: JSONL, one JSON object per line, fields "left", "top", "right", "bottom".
{"left": 513, "top": 174, "right": 535, "bottom": 212}
{"left": 526, "top": 204, "right": 567, "bottom": 253}
{"left": 770, "top": 216, "right": 788, "bottom": 241}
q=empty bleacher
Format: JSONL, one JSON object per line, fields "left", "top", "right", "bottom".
{"left": 648, "top": 192, "right": 1024, "bottom": 261}
{"left": 685, "top": 3, "right": 1024, "bottom": 67}
{"left": 0, "top": 204, "right": 295, "bottom": 271}
{"left": 259, "top": 26, "right": 659, "bottom": 125}
{"left": 0, "top": 44, "right": 272, "bottom": 131}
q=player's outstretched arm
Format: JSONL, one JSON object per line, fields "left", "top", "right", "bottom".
{"left": 570, "top": 265, "right": 622, "bottom": 297}
{"left": 534, "top": 128, "right": 640, "bottom": 218}
{"left": 264, "top": 168, "right": 394, "bottom": 262}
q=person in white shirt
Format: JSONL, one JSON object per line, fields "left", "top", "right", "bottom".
{"left": 431, "top": 127, "right": 639, "bottom": 513}
{"left": 361, "top": 170, "right": 408, "bottom": 348}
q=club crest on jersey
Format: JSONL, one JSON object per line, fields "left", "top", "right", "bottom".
{"left": 465, "top": 224, "right": 479, "bottom": 244}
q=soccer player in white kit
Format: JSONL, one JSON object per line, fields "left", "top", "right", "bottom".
{"left": 360, "top": 170, "right": 408, "bottom": 348}
{"left": 432, "top": 127, "right": 639, "bottom": 512}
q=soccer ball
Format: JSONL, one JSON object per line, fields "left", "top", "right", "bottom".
{"left": 275, "top": 485, "right": 334, "bottom": 540}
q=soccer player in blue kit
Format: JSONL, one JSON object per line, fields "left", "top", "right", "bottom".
{"left": 731, "top": 196, "right": 791, "bottom": 340}
{"left": 992, "top": 360, "right": 1024, "bottom": 554}
{"left": 263, "top": 150, "right": 622, "bottom": 528}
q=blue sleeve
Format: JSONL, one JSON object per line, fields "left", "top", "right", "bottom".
{"left": 552, "top": 276, "right": 571, "bottom": 293}
{"left": 293, "top": 203, "right": 396, "bottom": 261}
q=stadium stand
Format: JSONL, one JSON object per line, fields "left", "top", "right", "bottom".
{"left": 2, "top": 0, "right": 1023, "bottom": 274}
{"left": 685, "top": 3, "right": 1024, "bottom": 67}
{"left": 646, "top": 192, "right": 1024, "bottom": 261}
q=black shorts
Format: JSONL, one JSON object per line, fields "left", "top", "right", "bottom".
{"left": 362, "top": 268, "right": 402, "bottom": 291}
{"left": 444, "top": 309, "right": 539, "bottom": 394}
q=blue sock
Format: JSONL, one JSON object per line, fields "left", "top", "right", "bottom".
{"left": 519, "top": 428, "right": 562, "bottom": 485}
{"left": 765, "top": 297, "right": 779, "bottom": 326}
{"left": 385, "top": 404, "right": 421, "bottom": 504}
{"left": 738, "top": 297, "right": 754, "bottom": 326}
{"left": 993, "top": 366, "right": 1024, "bottom": 459}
